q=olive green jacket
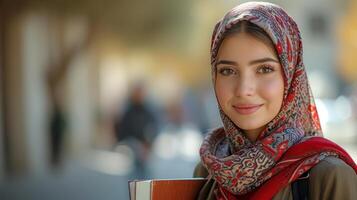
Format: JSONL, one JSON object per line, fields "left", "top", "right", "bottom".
{"left": 193, "top": 156, "right": 357, "bottom": 200}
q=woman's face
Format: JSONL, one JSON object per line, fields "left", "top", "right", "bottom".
{"left": 215, "top": 33, "right": 284, "bottom": 141}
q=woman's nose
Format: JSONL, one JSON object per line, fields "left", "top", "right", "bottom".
{"left": 234, "top": 75, "right": 255, "bottom": 97}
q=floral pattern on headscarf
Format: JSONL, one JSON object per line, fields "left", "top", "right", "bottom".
{"left": 200, "top": 1, "right": 328, "bottom": 195}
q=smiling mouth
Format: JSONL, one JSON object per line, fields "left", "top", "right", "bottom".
{"left": 233, "top": 104, "right": 263, "bottom": 115}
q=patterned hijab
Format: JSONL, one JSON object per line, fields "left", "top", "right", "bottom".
{"left": 199, "top": 2, "right": 357, "bottom": 199}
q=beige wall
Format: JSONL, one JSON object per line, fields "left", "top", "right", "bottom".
{"left": 3, "top": 13, "right": 28, "bottom": 175}
{"left": 0, "top": 12, "right": 4, "bottom": 179}
{"left": 22, "top": 12, "right": 51, "bottom": 175}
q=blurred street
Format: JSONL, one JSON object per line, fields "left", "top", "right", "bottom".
{"left": 0, "top": 148, "right": 200, "bottom": 200}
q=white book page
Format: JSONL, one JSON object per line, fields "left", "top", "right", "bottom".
{"left": 136, "top": 180, "right": 151, "bottom": 200}
{"left": 128, "top": 181, "right": 136, "bottom": 200}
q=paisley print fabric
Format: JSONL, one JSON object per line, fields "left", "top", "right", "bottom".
{"left": 199, "top": 2, "right": 357, "bottom": 199}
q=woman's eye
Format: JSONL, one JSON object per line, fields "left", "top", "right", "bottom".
{"left": 257, "top": 66, "right": 274, "bottom": 74}
{"left": 218, "top": 68, "right": 235, "bottom": 76}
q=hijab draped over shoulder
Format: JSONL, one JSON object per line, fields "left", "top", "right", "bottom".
{"left": 199, "top": 2, "right": 357, "bottom": 199}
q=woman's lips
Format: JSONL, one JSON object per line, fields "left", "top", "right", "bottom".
{"left": 233, "top": 104, "right": 263, "bottom": 115}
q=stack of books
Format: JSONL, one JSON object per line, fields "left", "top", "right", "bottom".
{"left": 128, "top": 178, "right": 207, "bottom": 200}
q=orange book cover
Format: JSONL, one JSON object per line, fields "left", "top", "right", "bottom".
{"left": 128, "top": 178, "right": 207, "bottom": 200}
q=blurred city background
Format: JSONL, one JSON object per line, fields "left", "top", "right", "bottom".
{"left": 0, "top": 0, "right": 357, "bottom": 199}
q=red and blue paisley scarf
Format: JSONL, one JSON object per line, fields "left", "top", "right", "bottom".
{"left": 199, "top": 2, "right": 357, "bottom": 199}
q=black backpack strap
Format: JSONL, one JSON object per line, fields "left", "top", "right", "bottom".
{"left": 292, "top": 171, "right": 310, "bottom": 200}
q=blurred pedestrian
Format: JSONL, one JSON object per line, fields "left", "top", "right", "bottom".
{"left": 114, "top": 82, "right": 158, "bottom": 178}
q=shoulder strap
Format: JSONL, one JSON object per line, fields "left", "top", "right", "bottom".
{"left": 292, "top": 171, "right": 309, "bottom": 200}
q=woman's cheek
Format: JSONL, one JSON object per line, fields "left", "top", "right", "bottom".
{"left": 215, "top": 80, "right": 234, "bottom": 107}
{"left": 259, "top": 78, "right": 284, "bottom": 102}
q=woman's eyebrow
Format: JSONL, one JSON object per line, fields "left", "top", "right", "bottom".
{"left": 249, "top": 57, "right": 279, "bottom": 65}
{"left": 215, "top": 60, "right": 237, "bottom": 67}
{"left": 216, "top": 57, "right": 279, "bottom": 67}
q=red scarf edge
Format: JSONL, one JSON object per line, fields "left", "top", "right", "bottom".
{"left": 250, "top": 137, "right": 357, "bottom": 200}
{"left": 219, "top": 137, "right": 357, "bottom": 200}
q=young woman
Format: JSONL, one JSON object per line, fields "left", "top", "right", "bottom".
{"left": 194, "top": 2, "right": 357, "bottom": 200}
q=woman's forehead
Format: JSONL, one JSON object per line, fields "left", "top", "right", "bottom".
{"left": 216, "top": 33, "right": 278, "bottom": 63}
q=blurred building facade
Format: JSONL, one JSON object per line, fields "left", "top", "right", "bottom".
{"left": 1, "top": 1, "right": 100, "bottom": 177}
